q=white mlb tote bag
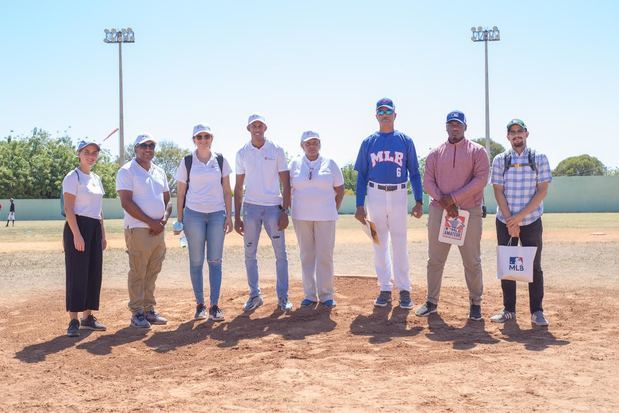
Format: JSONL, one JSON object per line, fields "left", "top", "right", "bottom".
{"left": 496, "top": 239, "right": 537, "bottom": 282}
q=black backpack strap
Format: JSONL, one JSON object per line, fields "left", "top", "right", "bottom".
{"left": 503, "top": 152, "right": 512, "bottom": 176}
{"left": 215, "top": 152, "right": 224, "bottom": 185}
{"left": 182, "top": 154, "right": 193, "bottom": 210}
{"left": 528, "top": 149, "right": 537, "bottom": 173}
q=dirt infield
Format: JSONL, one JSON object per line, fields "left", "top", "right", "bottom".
{"left": 1, "top": 215, "right": 618, "bottom": 411}
{"left": 2, "top": 279, "right": 618, "bottom": 412}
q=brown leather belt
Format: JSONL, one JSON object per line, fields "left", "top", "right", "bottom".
{"left": 369, "top": 182, "right": 406, "bottom": 191}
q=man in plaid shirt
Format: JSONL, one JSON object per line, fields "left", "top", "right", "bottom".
{"left": 490, "top": 119, "right": 552, "bottom": 326}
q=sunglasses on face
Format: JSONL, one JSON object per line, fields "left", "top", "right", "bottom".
{"left": 137, "top": 143, "right": 156, "bottom": 149}
{"left": 376, "top": 109, "right": 394, "bottom": 116}
{"left": 194, "top": 134, "right": 212, "bottom": 141}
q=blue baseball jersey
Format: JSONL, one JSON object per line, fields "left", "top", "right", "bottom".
{"left": 354, "top": 130, "right": 423, "bottom": 206}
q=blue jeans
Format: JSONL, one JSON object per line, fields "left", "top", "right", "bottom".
{"left": 242, "top": 203, "right": 289, "bottom": 300}
{"left": 183, "top": 208, "right": 226, "bottom": 306}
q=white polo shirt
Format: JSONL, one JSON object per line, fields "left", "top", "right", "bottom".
{"left": 289, "top": 155, "right": 344, "bottom": 221}
{"left": 235, "top": 139, "right": 288, "bottom": 206}
{"left": 116, "top": 159, "right": 170, "bottom": 229}
{"left": 174, "top": 151, "right": 232, "bottom": 214}
{"left": 62, "top": 168, "right": 105, "bottom": 220}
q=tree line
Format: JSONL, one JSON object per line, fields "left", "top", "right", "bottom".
{"left": 0, "top": 129, "right": 189, "bottom": 199}
{"left": 0, "top": 130, "right": 616, "bottom": 199}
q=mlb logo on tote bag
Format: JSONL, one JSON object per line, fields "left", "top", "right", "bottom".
{"left": 497, "top": 240, "right": 537, "bottom": 282}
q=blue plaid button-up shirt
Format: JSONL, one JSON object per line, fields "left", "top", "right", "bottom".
{"left": 491, "top": 148, "right": 552, "bottom": 225}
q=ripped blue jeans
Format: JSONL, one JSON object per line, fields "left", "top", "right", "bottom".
{"left": 242, "top": 203, "right": 289, "bottom": 300}
{"left": 183, "top": 208, "right": 226, "bottom": 306}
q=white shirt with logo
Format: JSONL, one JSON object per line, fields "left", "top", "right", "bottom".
{"left": 116, "top": 159, "right": 170, "bottom": 229}
{"left": 174, "top": 151, "right": 232, "bottom": 214}
{"left": 62, "top": 168, "right": 105, "bottom": 220}
{"left": 235, "top": 139, "right": 288, "bottom": 206}
{"left": 289, "top": 155, "right": 344, "bottom": 221}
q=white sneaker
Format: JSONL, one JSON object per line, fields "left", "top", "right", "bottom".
{"left": 490, "top": 310, "right": 516, "bottom": 323}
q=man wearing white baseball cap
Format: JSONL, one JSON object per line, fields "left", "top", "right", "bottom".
{"left": 116, "top": 133, "right": 172, "bottom": 329}
{"left": 234, "top": 114, "right": 292, "bottom": 312}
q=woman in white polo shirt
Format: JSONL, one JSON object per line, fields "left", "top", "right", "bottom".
{"left": 174, "top": 123, "right": 233, "bottom": 322}
{"left": 62, "top": 140, "right": 107, "bottom": 337}
{"left": 289, "top": 131, "right": 345, "bottom": 308}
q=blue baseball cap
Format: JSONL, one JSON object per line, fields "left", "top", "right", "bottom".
{"left": 446, "top": 110, "right": 467, "bottom": 125}
{"left": 376, "top": 98, "right": 395, "bottom": 110}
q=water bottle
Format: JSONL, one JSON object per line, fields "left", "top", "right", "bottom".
{"left": 179, "top": 234, "right": 188, "bottom": 248}
{"left": 172, "top": 221, "right": 183, "bottom": 233}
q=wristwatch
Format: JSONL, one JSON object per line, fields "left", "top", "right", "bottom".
{"left": 279, "top": 205, "right": 290, "bottom": 214}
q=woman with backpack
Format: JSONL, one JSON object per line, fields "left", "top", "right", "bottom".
{"left": 173, "top": 123, "right": 233, "bottom": 322}
{"left": 62, "top": 140, "right": 107, "bottom": 337}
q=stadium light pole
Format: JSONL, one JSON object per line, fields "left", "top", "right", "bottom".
{"left": 104, "top": 28, "right": 135, "bottom": 165}
{"left": 471, "top": 26, "right": 500, "bottom": 159}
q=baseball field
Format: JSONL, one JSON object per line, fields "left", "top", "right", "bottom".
{"left": 1, "top": 214, "right": 618, "bottom": 412}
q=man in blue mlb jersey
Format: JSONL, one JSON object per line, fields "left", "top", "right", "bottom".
{"left": 354, "top": 98, "right": 424, "bottom": 309}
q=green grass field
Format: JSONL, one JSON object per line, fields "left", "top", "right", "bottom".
{"left": 1, "top": 213, "right": 618, "bottom": 244}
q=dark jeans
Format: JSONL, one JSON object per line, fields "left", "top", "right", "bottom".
{"left": 496, "top": 218, "right": 544, "bottom": 314}
{"left": 64, "top": 216, "right": 103, "bottom": 312}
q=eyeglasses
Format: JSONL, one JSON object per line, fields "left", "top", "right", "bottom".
{"left": 137, "top": 143, "right": 156, "bottom": 149}
{"left": 376, "top": 109, "right": 394, "bottom": 116}
{"left": 194, "top": 134, "right": 212, "bottom": 141}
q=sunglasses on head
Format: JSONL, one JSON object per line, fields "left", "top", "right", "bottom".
{"left": 376, "top": 109, "right": 394, "bottom": 116}
{"left": 194, "top": 134, "right": 212, "bottom": 141}
{"left": 137, "top": 142, "right": 156, "bottom": 149}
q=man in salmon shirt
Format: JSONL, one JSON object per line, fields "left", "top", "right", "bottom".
{"left": 416, "top": 111, "right": 489, "bottom": 320}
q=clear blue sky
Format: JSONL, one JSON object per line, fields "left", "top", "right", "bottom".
{"left": 2, "top": 1, "right": 618, "bottom": 169}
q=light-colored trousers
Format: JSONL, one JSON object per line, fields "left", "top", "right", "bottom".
{"left": 366, "top": 185, "right": 411, "bottom": 292}
{"left": 293, "top": 219, "right": 336, "bottom": 302}
{"left": 124, "top": 228, "right": 166, "bottom": 314}
{"left": 426, "top": 204, "right": 483, "bottom": 305}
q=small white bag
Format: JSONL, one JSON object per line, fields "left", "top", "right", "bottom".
{"left": 438, "top": 209, "right": 470, "bottom": 246}
{"left": 496, "top": 239, "right": 537, "bottom": 282}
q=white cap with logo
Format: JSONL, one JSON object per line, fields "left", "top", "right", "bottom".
{"left": 76, "top": 140, "right": 101, "bottom": 153}
{"left": 247, "top": 114, "right": 267, "bottom": 127}
{"left": 300, "top": 130, "right": 320, "bottom": 143}
{"left": 192, "top": 123, "right": 213, "bottom": 137}
{"left": 134, "top": 133, "right": 156, "bottom": 147}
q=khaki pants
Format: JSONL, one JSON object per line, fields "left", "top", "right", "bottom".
{"left": 293, "top": 219, "right": 336, "bottom": 302}
{"left": 124, "top": 228, "right": 166, "bottom": 313}
{"left": 426, "top": 205, "right": 483, "bottom": 305}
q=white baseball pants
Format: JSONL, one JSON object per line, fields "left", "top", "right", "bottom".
{"left": 366, "top": 184, "right": 411, "bottom": 292}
